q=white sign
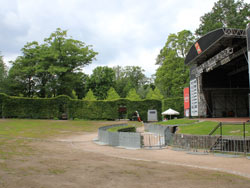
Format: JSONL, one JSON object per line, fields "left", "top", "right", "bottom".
{"left": 190, "top": 79, "right": 198, "bottom": 116}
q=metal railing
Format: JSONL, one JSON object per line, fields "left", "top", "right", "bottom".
{"left": 171, "top": 122, "right": 250, "bottom": 157}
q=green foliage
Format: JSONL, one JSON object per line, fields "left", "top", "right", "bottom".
{"left": 0, "top": 55, "right": 7, "bottom": 93}
{"left": 0, "top": 93, "right": 162, "bottom": 122}
{"left": 71, "top": 90, "right": 78, "bottom": 99}
{"left": 113, "top": 66, "right": 147, "bottom": 98}
{"left": 108, "top": 125, "right": 136, "bottom": 132}
{"left": 146, "top": 88, "right": 154, "bottom": 99}
{"left": 126, "top": 99, "right": 162, "bottom": 121}
{"left": 155, "top": 30, "right": 194, "bottom": 98}
{"left": 146, "top": 87, "right": 164, "bottom": 100}
{"left": 126, "top": 88, "right": 141, "bottom": 100}
{"left": 6, "top": 28, "right": 97, "bottom": 98}
{"left": 152, "top": 87, "right": 164, "bottom": 100}
{"left": 162, "top": 97, "right": 184, "bottom": 117}
{"left": 195, "top": 0, "right": 250, "bottom": 36}
{"left": 87, "top": 66, "right": 115, "bottom": 100}
{"left": 84, "top": 89, "right": 96, "bottom": 100}
{"left": 106, "top": 87, "right": 120, "bottom": 100}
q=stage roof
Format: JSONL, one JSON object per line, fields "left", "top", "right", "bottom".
{"left": 185, "top": 28, "right": 246, "bottom": 65}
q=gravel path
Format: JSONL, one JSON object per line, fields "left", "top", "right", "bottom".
{"left": 56, "top": 133, "right": 250, "bottom": 179}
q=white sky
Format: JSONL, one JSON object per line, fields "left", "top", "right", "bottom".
{"left": 0, "top": 0, "right": 220, "bottom": 77}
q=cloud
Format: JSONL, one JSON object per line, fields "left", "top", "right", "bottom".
{"left": 0, "top": 0, "right": 218, "bottom": 76}
{"left": 172, "top": 0, "right": 216, "bottom": 32}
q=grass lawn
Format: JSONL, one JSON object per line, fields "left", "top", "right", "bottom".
{"left": 0, "top": 119, "right": 142, "bottom": 138}
{"left": 156, "top": 119, "right": 198, "bottom": 125}
{"left": 0, "top": 119, "right": 142, "bottom": 159}
{"left": 0, "top": 119, "right": 250, "bottom": 187}
{"left": 177, "top": 121, "right": 250, "bottom": 136}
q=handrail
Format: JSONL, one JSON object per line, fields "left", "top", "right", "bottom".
{"left": 209, "top": 122, "right": 221, "bottom": 136}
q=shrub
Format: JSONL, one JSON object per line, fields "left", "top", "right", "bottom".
{"left": 0, "top": 93, "right": 162, "bottom": 121}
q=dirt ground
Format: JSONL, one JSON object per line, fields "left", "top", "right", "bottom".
{"left": 0, "top": 132, "right": 250, "bottom": 188}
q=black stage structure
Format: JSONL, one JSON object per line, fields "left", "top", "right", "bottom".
{"left": 185, "top": 27, "right": 250, "bottom": 118}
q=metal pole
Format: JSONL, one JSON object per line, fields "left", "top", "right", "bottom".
{"left": 243, "top": 122, "right": 246, "bottom": 155}
{"left": 220, "top": 122, "right": 223, "bottom": 151}
{"left": 246, "top": 23, "right": 250, "bottom": 117}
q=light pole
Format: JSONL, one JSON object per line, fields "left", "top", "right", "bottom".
{"left": 247, "top": 23, "right": 250, "bottom": 117}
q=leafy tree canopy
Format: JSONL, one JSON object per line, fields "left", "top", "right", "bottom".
{"left": 155, "top": 30, "right": 195, "bottom": 98}
{"left": 146, "top": 88, "right": 154, "bottom": 99}
{"left": 87, "top": 66, "right": 115, "bottom": 100}
{"left": 126, "top": 88, "right": 141, "bottom": 100}
{"left": 151, "top": 87, "right": 164, "bottom": 100}
{"left": 113, "top": 65, "right": 147, "bottom": 98}
{"left": 195, "top": 0, "right": 250, "bottom": 36}
{"left": 106, "top": 87, "right": 120, "bottom": 100}
{"left": 6, "top": 28, "right": 97, "bottom": 98}
{"left": 0, "top": 55, "right": 8, "bottom": 93}
{"left": 84, "top": 89, "right": 97, "bottom": 100}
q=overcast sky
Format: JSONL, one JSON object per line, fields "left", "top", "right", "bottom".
{"left": 0, "top": 0, "right": 219, "bottom": 77}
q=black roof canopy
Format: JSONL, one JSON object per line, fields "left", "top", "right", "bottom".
{"left": 185, "top": 28, "right": 246, "bottom": 65}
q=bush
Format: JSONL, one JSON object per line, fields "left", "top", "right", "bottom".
{"left": 0, "top": 93, "right": 162, "bottom": 121}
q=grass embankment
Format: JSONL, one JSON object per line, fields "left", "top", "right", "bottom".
{"left": 177, "top": 121, "right": 250, "bottom": 136}
{"left": 157, "top": 119, "right": 250, "bottom": 136}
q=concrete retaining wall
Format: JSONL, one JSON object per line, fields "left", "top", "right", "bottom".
{"left": 144, "top": 123, "right": 173, "bottom": 145}
{"left": 172, "top": 134, "right": 219, "bottom": 149}
{"left": 144, "top": 123, "right": 168, "bottom": 136}
{"left": 98, "top": 124, "right": 141, "bottom": 149}
{"left": 119, "top": 132, "right": 141, "bottom": 149}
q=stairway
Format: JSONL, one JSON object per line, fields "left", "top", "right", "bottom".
{"left": 210, "top": 137, "right": 229, "bottom": 152}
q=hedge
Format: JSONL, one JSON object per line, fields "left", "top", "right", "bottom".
{"left": 0, "top": 93, "right": 184, "bottom": 120}
{"left": 0, "top": 93, "right": 163, "bottom": 121}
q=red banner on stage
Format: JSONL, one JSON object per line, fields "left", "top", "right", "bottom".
{"left": 183, "top": 87, "right": 190, "bottom": 109}
{"left": 195, "top": 42, "right": 202, "bottom": 54}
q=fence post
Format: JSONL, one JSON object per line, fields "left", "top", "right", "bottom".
{"left": 243, "top": 122, "right": 246, "bottom": 155}
{"left": 220, "top": 122, "right": 222, "bottom": 152}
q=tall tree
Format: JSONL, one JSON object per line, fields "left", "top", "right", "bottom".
{"left": 106, "top": 87, "right": 120, "bottom": 100}
{"left": 0, "top": 55, "right": 7, "bottom": 93}
{"left": 113, "top": 65, "right": 147, "bottom": 98}
{"left": 155, "top": 30, "right": 195, "bottom": 98}
{"left": 7, "top": 28, "right": 97, "bottom": 98}
{"left": 126, "top": 88, "right": 141, "bottom": 100}
{"left": 195, "top": 0, "right": 250, "bottom": 36}
{"left": 84, "top": 89, "right": 96, "bottom": 100}
{"left": 87, "top": 66, "right": 115, "bottom": 100}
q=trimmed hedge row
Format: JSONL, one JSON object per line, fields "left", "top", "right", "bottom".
{"left": 0, "top": 93, "right": 184, "bottom": 120}
{"left": 0, "top": 93, "right": 163, "bottom": 121}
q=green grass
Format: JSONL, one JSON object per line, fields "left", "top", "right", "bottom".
{"left": 178, "top": 121, "right": 250, "bottom": 136}
{"left": 156, "top": 119, "right": 198, "bottom": 125}
{"left": 0, "top": 119, "right": 141, "bottom": 138}
{"left": 0, "top": 119, "right": 141, "bottom": 159}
